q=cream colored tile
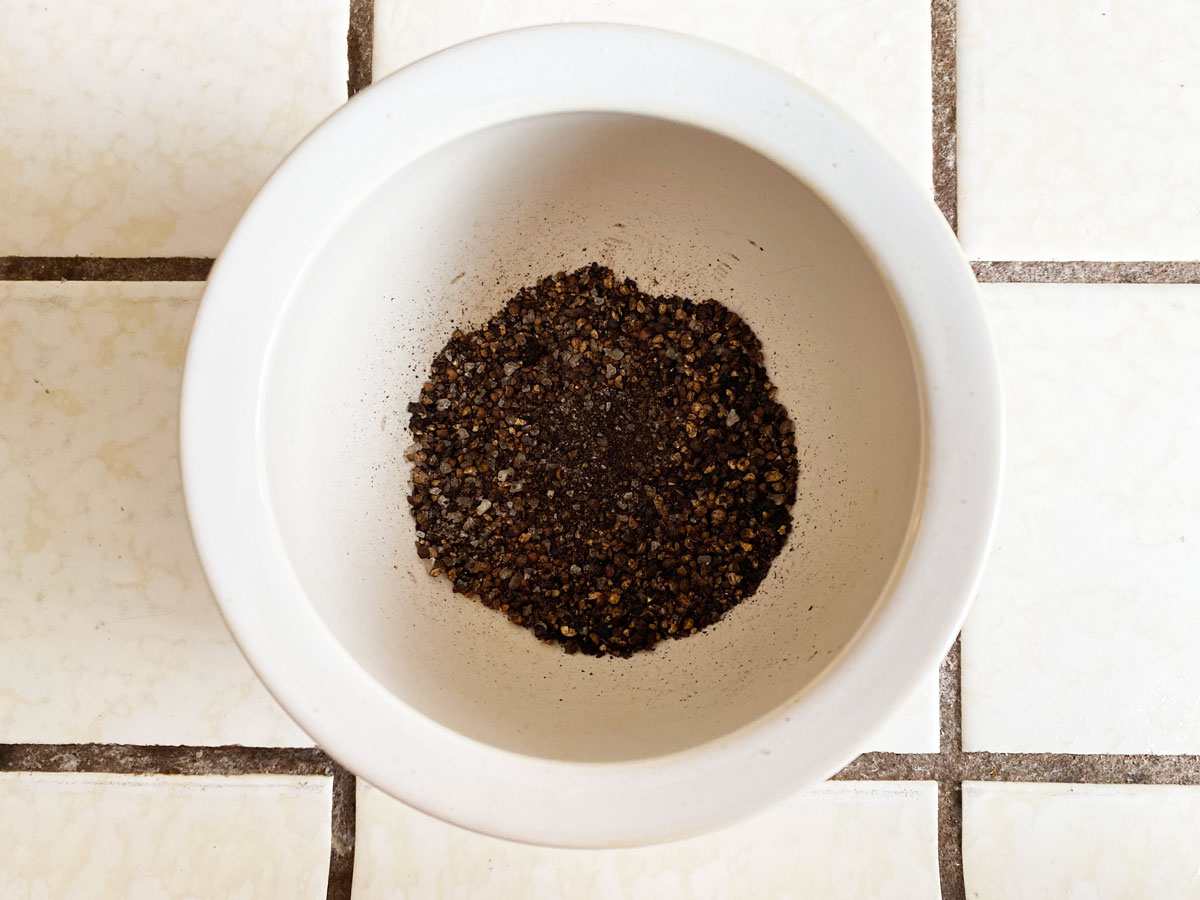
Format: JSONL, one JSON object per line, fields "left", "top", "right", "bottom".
{"left": 0, "top": 0, "right": 347, "bottom": 256}
{"left": 958, "top": 1, "right": 1200, "bottom": 259}
{"left": 0, "top": 283, "right": 307, "bottom": 745}
{"left": 964, "top": 782, "right": 1200, "bottom": 900}
{"left": 353, "top": 780, "right": 940, "bottom": 900}
{"left": 373, "top": 0, "right": 932, "bottom": 187}
{"left": 0, "top": 772, "right": 330, "bottom": 899}
{"left": 962, "top": 285, "right": 1200, "bottom": 752}
{"left": 865, "top": 671, "right": 940, "bottom": 753}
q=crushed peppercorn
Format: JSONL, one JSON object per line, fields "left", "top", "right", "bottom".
{"left": 406, "top": 264, "right": 798, "bottom": 656}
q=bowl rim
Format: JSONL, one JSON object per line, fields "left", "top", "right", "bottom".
{"left": 181, "top": 23, "right": 1003, "bottom": 848}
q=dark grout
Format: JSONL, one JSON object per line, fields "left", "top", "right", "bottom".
{"left": 940, "top": 635, "right": 963, "bottom": 759}
{"left": 3, "top": 256, "right": 1198, "bottom": 286}
{"left": 830, "top": 752, "right": 943, "bottom": 781}
{"left": 326, "top": 764, "right": 357, "bottom": 900}
{"left": 835, "top": 748, "right": 1200, "bottom": 785}
{"left": 347, "top": 0, "right": 375, "bottom": 97}
{"left": 323, "top": 5, "right": 375, "bottom": 894}
{"left": 937, "top": 636, "right": 966, "bottom": 896}
{"left": 938, "top": 782, "right": 966, "bottom": 900}
{"left": 930, "top": 0, "right": 965, "bottom": 886}
{"left": 8, "top": 741, "right": 1196, "bottom": 787}
{"left": 972, "top": 260, "right": 1200, "bottom": 284}
{"left": 0, "top": 257, "right": 213, "bottom": 281}
{"left": 0, "top": 743, "right": 333, "bottom": 776}
{"left": 931, "top": 0, "right": 957, "bottom": 233}
{"left": 960, "top": 753, "right": 1200, "bottom": 784}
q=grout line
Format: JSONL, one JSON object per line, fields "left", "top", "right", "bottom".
{"left": 2, "top": 743, "right": 1198, "bottom": 792}
{"left": 931, "top": 0, "right": 957, "bottom": 233}
{"left": 959, "top": 753, "right": 1200, "bottom": 784}
{"left": 331, "top": 0, "right": 368, "bottom": 885}
{"left": 2, "top": 257, "right": 1198, "bottom": 286}
{"left": 829, "top": 752, "right": 943, "bottom": 781}
{"left": 0, "top": 257, "right": 213, "bottom": 281}
{"left": 347, "top": 0, "right": 375, "bottom": 97}
{"left": 326, "top": 764, "right": 357, "bottom": 900}
{"left": 937, "top": 636, "right": 966, "bottom": 897}
{"left": 329, "top": 0, "right": 370, "bottom": 862}
{"left": 0, "top": 744, "right": 333, "bottom": 776}
{"left": 938, "top": 782, "right": 966, "bottom": 900}
{"left": 940, "top": 635, "right": 963, "bottom": 759}
{"left": 832, "top": 749, "right": 1200, "bottom": 785}
{"left": 931, "top": 0, "right": 965, "bottom": 884}
{"left": 972, "top": 260, "right": 1200, "bottom": 284}
{"left": 6, "top": 741, "right": 1198, "bottom": 784}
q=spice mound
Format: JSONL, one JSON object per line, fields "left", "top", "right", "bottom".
{"left": 406, "top": 264, "right": 798, "bottom": 657}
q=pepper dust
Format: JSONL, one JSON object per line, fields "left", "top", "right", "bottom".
{"left": 406, "top": 264, "right": 798, "bottom": 657}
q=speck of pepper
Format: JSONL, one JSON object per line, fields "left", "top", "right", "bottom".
{"left": 405, "top": 263, "right": 799, "bottom": 657}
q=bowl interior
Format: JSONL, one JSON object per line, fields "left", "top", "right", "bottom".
{"left": 262, "top": 111, "right": 922, "bottom": 763}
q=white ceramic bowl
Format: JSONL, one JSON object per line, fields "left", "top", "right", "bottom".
{"left": 182, "top": 24, "right": 1002, "bottom": 847}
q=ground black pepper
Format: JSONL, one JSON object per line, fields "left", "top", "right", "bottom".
{"left": 406, "top": 264, "right": 798, "bottom": 656}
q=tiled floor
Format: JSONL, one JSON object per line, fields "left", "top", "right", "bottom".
{"left": 957, "top": 0, "right": 1200, "bottom": 261}
{"left": 963, "top": 782, "right": 1200, "bottom": 899}
{"left": 964, "top": 284, "right": 1200, "bottom": 754}
{"left": 0, "top": 0, "right": 349, "bottom": 258}
{"left": 354, "top": 781, "right": 941, "bottom": 900}
{"left": 2, "top": 0, "right": 1199, "bottom": 898}
{"left": 0, "top": 283, "right": 307, "bottom": 746}
{"left": 0, "top": 772, "right": 332, "bottom": 897}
